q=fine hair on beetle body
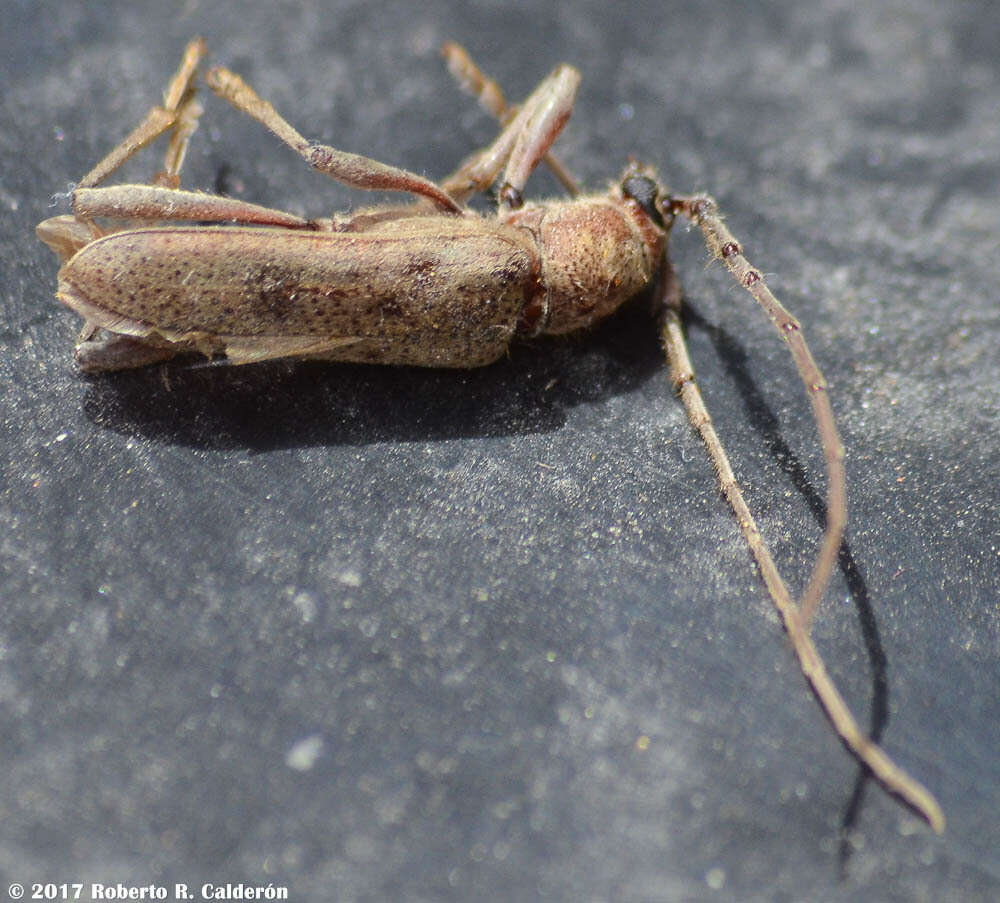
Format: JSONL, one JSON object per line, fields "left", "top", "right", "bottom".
{"left": 36, "top": 37, "right": 944, "bottom": 834}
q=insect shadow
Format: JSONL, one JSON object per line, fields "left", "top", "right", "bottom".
{"left": 80, "top": 291, "right": 666, "bottom": 451}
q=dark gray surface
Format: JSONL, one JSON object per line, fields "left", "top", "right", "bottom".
{"left": 2, "top": 1, "right": 998, "bottom": 900}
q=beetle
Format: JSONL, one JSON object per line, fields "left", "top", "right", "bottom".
{"left": 36, "top": 38, "right": 943, "bottom": 832}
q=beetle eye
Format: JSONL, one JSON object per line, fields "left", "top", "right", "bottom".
{"left": 621, "top": 174, "right": 664, "bottom": 228}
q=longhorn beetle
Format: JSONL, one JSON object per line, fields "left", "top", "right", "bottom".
{"left": 36, "top": 38, "right": 943, "bottom": 832}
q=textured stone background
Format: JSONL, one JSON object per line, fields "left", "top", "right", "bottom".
{"left": 3, "top": 1, "right": 997, "bottom": 899}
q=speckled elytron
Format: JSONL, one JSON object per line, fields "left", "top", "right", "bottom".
{"left": 36, "top": 38, "right": 943, "bottom": 834}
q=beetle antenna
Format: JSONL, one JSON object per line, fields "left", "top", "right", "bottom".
{"left": 659, "top": 205, "right": 944, "bottom": 833}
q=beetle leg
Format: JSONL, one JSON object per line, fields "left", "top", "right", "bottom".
{"left": 440, "top": 64, "right": 580, "bottom": 206}
{"left": 156, "top": 87, "right": 203, "bottom": 189}
{"left": 36, "top": 215, "right": 105, "bottom": 263}
{"left": 204, "top": 66, "right": 461, "bottom": 213}
{"left": 441, "top": 42, "right": 579, "bottom": 197}
{"left": 71, "top": 185, "right": 314, "bottom": 229}
{"left": 498, "top": 65, "right": 579, "bottom": 209}
{"left": 78, "top": 37, "right": 206, "bottom": 189}
{"left": 39, "top": 186, "right": 315, "bottom": 266}
{"left": 74, "top": 332, "right": 186, "bottom": 372}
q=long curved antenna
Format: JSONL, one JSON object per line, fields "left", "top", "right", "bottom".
{"left": 659, "top": 212, "right": 944, "bottom": 833}
{"left": 671, "top": 194, "right": 844, "bottom": 627}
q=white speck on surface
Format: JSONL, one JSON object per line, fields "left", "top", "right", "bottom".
{"left": 286, "top": 734, "right": 325, "bottom": 771}
{"left": 292, "top": 590, "right": 317, "bottom": 623}
{"left": 705, "top": 867, "right": 726, "bottom": 890}
{"left": 337, "top": 569, "right": 362, "bottom": 587}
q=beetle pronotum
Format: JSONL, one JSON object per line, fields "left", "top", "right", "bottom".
{"left": 36, "top": 38, "right": 944, "bottom": 832}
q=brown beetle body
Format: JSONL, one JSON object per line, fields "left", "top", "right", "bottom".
{"left": 50, "top": 196, "right": 662, "bottom": 369}
{"left": 56, "top": 217, "right": 537, "bottom": 368}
